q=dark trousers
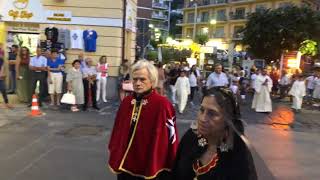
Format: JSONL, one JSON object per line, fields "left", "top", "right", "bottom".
{"left": 190, "top": 86, "right": 197, "bottom": 101}
{"left": 279, "top": 85, "right": 289, "bottom": 99}
{"left": 9, "top": 70, "right": 16, "bottom": 92}
{"left": 83, "top": 79, "right": 97, "bottom": 108}
{"left": 31, "top": 71, "right": 47, "bottom": 104}
{"left": 0, "top": 80, "right": 9, "bottom": 104}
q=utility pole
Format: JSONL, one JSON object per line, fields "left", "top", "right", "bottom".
{"left": 167, "top": 0, "right": 172, "bottom": 35}
{"left": 121, "top": 0, "right": 127, "bottom": 62}
{"left": 192, "top": 3, "right": 198, "bottom": 40}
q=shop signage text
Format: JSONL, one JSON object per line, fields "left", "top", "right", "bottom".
{"left": 46, "top": 10, "right": 72, "bottom": 22}
{"left": 8, "top": 0, "right": 33, "bottom": 20}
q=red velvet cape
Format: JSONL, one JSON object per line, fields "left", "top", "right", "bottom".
{"left": 108, "top": 90, "right": 179, "bottom": 179}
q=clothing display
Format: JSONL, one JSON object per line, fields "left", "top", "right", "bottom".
{"left": 83, "top": 30, "right": 98, "bottom": 52}
{"left": 58, "top": 29, "right": 71, "bottom": 49}
{"left": 70, "top": 30, "right": 84, "bottom": 50}
{"left": 45, "top": 27, "right": 59, "bottom": 43}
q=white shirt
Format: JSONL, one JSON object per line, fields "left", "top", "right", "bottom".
{"left": 279, "top": 75, "right": 290, "bottom": 86}
{"left": 306, "top": 76, "right": 315, "bottom": 89}
{"left": 29, "top": 56, "right": 47, "bottom": 72}
{"left": 230, "top": 85, "right": 238, "bottom": 95}
{"left": 189, "top": 72, "right": 198, "bottom": 87}
{"left": 70, "top": 29, "right": 84, "bottom": 49}
{"left": 206, "top": 72, "right": 229, "bottom": 88}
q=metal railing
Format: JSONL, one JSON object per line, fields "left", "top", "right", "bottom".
{"left": 185, "top": 0, "right": 227, "bottom": 8}
{"left": 152, "top": 2, "right": 168, "bottom": 9}
{"left": 152, "top": 13, "right": 168, "bottom": 20}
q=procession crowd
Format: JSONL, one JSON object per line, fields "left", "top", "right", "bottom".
{"left": 1, "top": 43, "right": 320, "bottom": 115}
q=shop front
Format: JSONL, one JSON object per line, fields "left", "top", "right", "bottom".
{"left": 0, "top": 0, "right": 137, "bottom": 99}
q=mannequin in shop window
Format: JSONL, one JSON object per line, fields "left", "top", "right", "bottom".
{"left": 45, "top": 24, "right": 59, "bottom": 43}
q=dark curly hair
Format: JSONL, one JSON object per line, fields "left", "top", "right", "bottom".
{"left": 204, "top": 87, "right": 243, "bottom": 134}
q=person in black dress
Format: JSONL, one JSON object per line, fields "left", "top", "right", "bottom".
{"left": 173, "top": 87, "right": 257, "bottom": 180}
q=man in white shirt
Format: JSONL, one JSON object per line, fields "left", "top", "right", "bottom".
{"left": 29, "top": 47, "right": 48, "bottom": 106}
{"left": 279, "top": 70, "right": 291, "bottom": 99}
{"left": 206, "top": 64, "right": 229, "bottom": 89}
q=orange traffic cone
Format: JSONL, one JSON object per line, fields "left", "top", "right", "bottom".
{"left": 28, "top": 94, "right": 42, "bottom": 117}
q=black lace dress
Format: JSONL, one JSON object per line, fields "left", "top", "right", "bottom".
{"left": 172, "top": 129, "right": 257, "bottom": 180}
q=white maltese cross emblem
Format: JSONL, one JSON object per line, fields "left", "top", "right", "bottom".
{"left": 166, "top": 117, "right": 176, "bottom": 144}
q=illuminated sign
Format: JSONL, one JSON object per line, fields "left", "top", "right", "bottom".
{"left": 8, "top": 0, "right": 33, "bottom": 20}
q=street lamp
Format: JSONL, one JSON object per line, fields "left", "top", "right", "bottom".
{"left": 210, "top": 19, "right": 217, "bottom": 25}
{"left": 210, "top": 19, "right": 217, "bottom": 38}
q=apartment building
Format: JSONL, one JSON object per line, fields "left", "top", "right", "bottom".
{"left": 179, "top": 0, "right": 319, "bottom": 50}
{"left": 136, "top": 0, "right": 172, "bottom": 56}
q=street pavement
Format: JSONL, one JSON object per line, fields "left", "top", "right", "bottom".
{"left": 0, "top": 94, "right": 320, "bottom": 180}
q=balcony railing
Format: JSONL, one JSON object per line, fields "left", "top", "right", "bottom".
{"left": 152, "top": 13, "right": 168, "bottom": 20}
{"left": 232, "top": 32, "right": 244, "bottom": 39}
{"left": 229, "top": 13, "right": 246, "bottom": 20}
{"left": 185, "top": 0, "right": 227, "bottom": 8}
{"left": 152, "top": 2, "right": 168, "bottom": 10}
{"left": 154, "top": 24, "right": 168, "bottom": 30}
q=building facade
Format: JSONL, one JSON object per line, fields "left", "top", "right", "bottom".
{"left": 179, "top": 0, "right": 319, "bottom": 50}
{"left": 0, "top": 0, "right": 137, "bottom": 99}
{"left": 136, "top": 0, "right": 172, "bottom": 57}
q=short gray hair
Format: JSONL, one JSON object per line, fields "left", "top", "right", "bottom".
{"left": 131, "top": 60, "right": 158, "bottom": 88}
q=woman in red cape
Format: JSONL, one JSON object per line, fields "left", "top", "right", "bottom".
{"left": 108, "top": 60, "right": 179, "bottom": 180}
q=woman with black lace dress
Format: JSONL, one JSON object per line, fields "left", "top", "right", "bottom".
{"left": 173, "top": 87, "right": 257, "bottom": 180}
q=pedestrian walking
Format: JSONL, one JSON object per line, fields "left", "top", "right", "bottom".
{"left": 250, "top": 69, "right": 259, "bottom": 92}
{"left": 47, "top": 49, "right": 64, "bottom": 106}
{"left": 119, "top": 59, "right": 132, "bottom": 101}
{"left": 289, "top": 74, "right": 306, "bottom": 112}
{"left": 278, "top": 70, "right": 291, "bottom": 99}
{"left": 156, "top": 62, "right": 165, "bottom": 96}
{"left": 82, "top": 58, "right": 99, "bottom": 111}
{"left": 270, "top": 67, "right": 280, "bottom": 96}
{"left": 15, "top": 47, "right": 32, "bottom": 103}
{"left": 0, "top": 52, "right": 12, "bottom": 109}
{"left": 189, "top": 65, "right": 199, "bottom": 105}
{"left": 168, "top": 63, "right": 180, "bottom": 105}
{"left": 206, "top": 63, "right": 229, "bottom": 89}
{"left": 252, "top": 68, "right": 273, "bottom": 113}
{"left": 108, "top": 60, "right": 178, "bottom": 179}
{"left": 306, "top": 73, "right": 316, "bottom": 98}
{"left": 172, "top": 87, "right": 257, "bottom": 180}
{"left": 175, "top": 70, "right": 190, "bottom": 114}
{"left": 96, "top": 56, "right": 108, "bottom": 102}
{"left": 7, "top": 44, "right": 18, "bottom": 94}
{"left": 312, "top": 72, "right": 320, "bottom": 100}
{"left": 66, "top": 60, "right": 84, "bottom": 112}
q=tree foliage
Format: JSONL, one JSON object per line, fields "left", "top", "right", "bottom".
{"left": 299, "top": 40, "right": 317, "bottom": 56}
{"left": 242, "top": 5, "right": 320, "bottom": 61}
{"left": 195, "top": 34, "right": 209, "bottom": 45}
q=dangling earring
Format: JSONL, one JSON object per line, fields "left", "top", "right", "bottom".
{"left": 219, "top": 141, "right": 229, "bottom": 152}
{"left": 219, "top": 135, "right": 229, "bottom": 152}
